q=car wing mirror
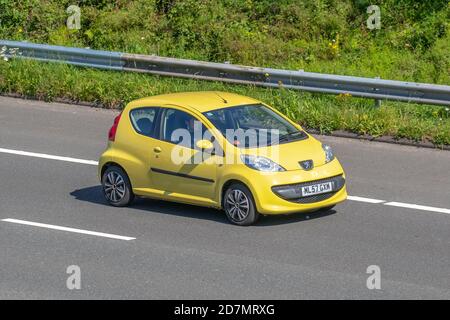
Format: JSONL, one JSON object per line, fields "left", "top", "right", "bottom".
{"left": 196, "top": 139, "right": 214, "bottom": 151}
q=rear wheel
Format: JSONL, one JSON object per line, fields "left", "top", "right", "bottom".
{"left": 102, "top": 166, "right": 134, "bottom": 207}
{"left": 223, "top": 183, "right": 260, "bottom": 226}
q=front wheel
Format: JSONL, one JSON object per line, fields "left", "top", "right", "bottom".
{"left": 102, "top": 166, "right": 134, "bottom": 207}
{"left": 223, "top": 183, "right": 260, "bottom": 226}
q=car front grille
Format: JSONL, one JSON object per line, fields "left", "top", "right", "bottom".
{"left": 291, "top": 192, "right": 336, "bottom": 203}
{"left": 271, "top": 175, "right": 345, "bottom": 204}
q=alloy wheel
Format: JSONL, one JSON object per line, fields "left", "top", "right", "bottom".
{"left": 104, "top": 171, "right": 126, "bottom": 202}
{"left": 225, "top": 189, "right": 250, "bottom": 222}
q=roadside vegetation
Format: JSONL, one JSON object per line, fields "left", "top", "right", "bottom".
{"left": 1, "top": 59, "right": 449, "bottom": 146}
{"left": 0, "top": 0, "right": 449, "bottom": 145}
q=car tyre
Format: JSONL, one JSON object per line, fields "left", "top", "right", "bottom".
{"left": 102, "top": 166, "right": 134, "bottom": 207}
{"left": 223, "top": 183, "right": 260, "bottom": 226}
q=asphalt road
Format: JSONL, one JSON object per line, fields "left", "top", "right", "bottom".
{"left": 0, "top": 96, "right": 449, "bottom": 299}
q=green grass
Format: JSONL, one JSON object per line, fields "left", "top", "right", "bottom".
{"left": 0, "top": 0, "right": 449, "bottom": 145}
{"left": 1, "top": 59, "right": 449, "bottom": 146}
{"left": 1, "top": 0, "right": 449, "bottom": 83}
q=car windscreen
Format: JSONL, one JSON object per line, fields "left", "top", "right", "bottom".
{"left": 203, "top": 104, "right": 307, "bottom": 148}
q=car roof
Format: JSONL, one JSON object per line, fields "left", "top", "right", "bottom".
{"left": 127, "top": 91, "right": 261, "bottom": 113}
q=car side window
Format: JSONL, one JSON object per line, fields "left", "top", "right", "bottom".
{"left": 130, "top": 107, "right": 158, "bottom": 137}
{"left": 161, "top": 108, "right": 207, "bottom": 149}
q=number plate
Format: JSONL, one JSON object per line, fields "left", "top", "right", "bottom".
{"left": 301, "top": 182, "right": 333, "bottom": 197}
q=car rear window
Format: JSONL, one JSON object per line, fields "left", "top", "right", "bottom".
{"left": 130, "top": 107, "right": 158, "bottom": 137}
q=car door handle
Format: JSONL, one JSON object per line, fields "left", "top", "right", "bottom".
{"left": 153, "top": 147, "right": 162, "bottom": 153}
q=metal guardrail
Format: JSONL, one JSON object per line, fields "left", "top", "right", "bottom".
{"left": 1, "top": 40, "right": 450, "bottom": 106}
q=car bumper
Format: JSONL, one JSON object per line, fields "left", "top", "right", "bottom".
{"left": 244, "top": 158, "right": 347, "bottom": 215}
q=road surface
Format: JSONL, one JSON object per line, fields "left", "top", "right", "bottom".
{"left": 0, "top": 96, "right": 449, "bottom": 299}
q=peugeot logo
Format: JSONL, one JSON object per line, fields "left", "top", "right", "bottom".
{"left": 299, "top": 160, "right": 314, "bottom": 170}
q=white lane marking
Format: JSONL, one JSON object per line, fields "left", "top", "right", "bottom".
{"left": 2, "top": 218, "right": 136, "bottom": 241}
{"left": 0, "top": 147, "right": 98, "bottom": 165}
{"left": 384, "top": 202, "right": 450, "bottom": 215}
{"left": 1, "top": 146, "right": 450, "bottom": 216}
{"left": 347, "top": 196, "right": 385, "bottom": 204}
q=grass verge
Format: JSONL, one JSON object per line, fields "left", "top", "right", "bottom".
{"left": 1, "top": 59, "right": 449, "bottom": 146}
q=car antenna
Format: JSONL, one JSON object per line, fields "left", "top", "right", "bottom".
{"left": 214, "top": 92, "right": 228, "bottom": 104}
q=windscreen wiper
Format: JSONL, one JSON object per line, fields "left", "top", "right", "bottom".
{"left": 270, "top": 131, "right": 306, "bottom": 145}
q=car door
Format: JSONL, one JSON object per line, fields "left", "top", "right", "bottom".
{"left": 149, "top": 106, "right": 220, "bottom": 202}
{"left": 122, "top": 106, "right": 161, "bottom": 189}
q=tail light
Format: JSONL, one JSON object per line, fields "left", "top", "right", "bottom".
{"left": 108, "top": 113, "right": 122, "bottom": 142}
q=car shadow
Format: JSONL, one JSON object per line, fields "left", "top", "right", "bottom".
{"left": 256, "top": 208, "right": 337, "bottom": 226}
{"left": 70, "top": 185, "right": 337, "bottom": 226}
{"left": 70, "top": 185, "right": 229, "bottom": 224}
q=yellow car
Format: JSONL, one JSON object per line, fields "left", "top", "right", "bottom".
{"left": 99, "top": 91, "right": 347, "bottom": 225}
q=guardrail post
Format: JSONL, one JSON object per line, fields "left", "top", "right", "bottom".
{"left": 374, "top": 76, "right": 382, "bottom": 108}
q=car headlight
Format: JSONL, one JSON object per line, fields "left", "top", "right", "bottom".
{"left": 241, "top": 155, "right": 285, "bottom": 172}
{"left": 322, "top": 144, "right": 335, "bottom": 163}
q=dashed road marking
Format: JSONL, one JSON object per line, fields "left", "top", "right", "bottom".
{"left": 0, "top": 147, "right": 98, "bottom": 165}
{"left": 384, "top": 202, "right": 450, "bottom": 215}
{"left": 2, "top": 218, "right": 136, "bottom": 241}
{"left": 1, "top": 146, "right": 449, "bottom": 216}
{"left": 347, "top": 196, "right": 385, "bottom": 204}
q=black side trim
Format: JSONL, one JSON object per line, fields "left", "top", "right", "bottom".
{"left": 151, "top": 167, "right": 214, "bottom": 183}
